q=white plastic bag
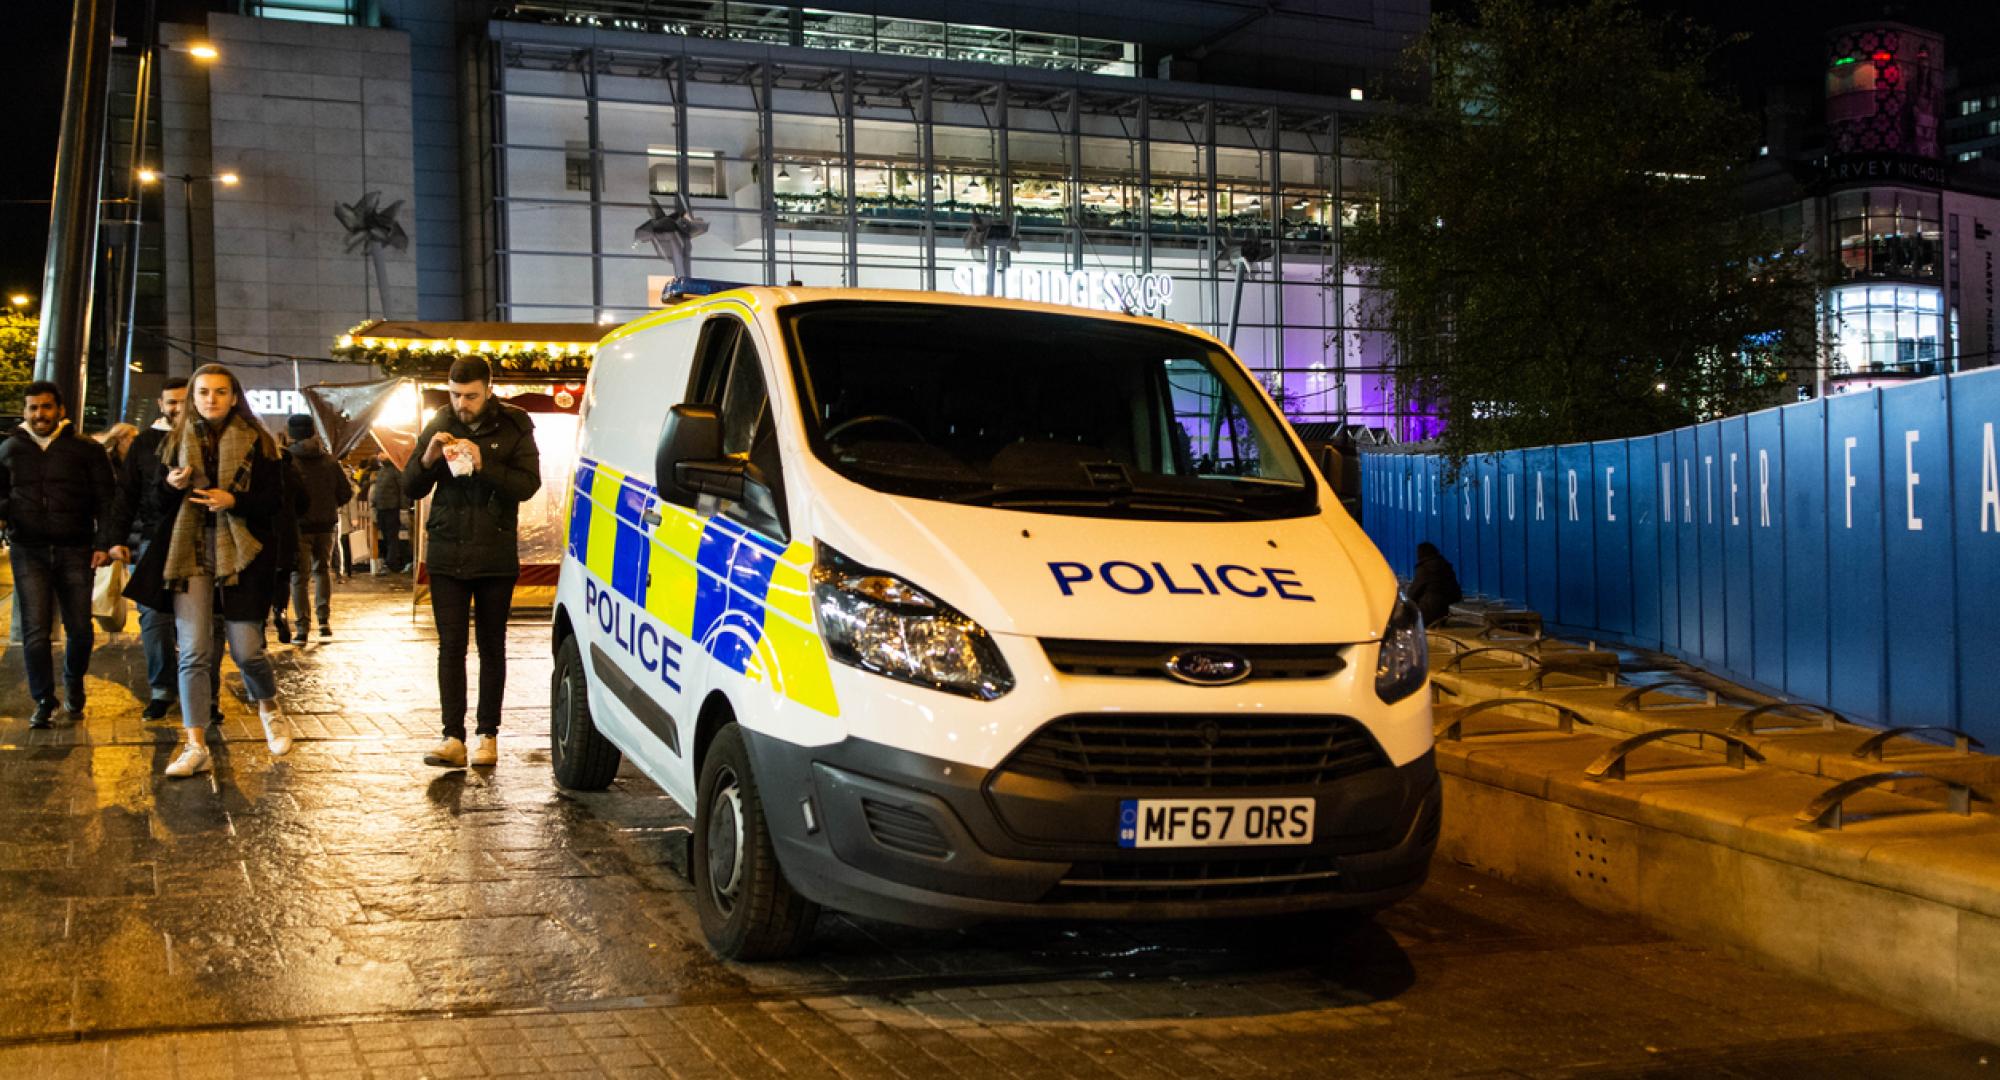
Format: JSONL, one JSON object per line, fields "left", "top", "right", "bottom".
{"left": 93, "top": 560, "right": 128, "bottom": 632}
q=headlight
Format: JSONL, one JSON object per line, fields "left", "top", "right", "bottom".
{"left": 811, "top": 544, "right": 1013, "bottom": 701}
{"left": 1374, "top": 592, "right": 1428, "bottom": 704}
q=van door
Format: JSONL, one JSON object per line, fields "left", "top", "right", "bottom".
{"left": 667, "top": 316, "right": 793, "bottom": 723}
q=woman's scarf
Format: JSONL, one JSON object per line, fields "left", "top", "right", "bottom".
{"left": 163, "top": 413, "right": 264, "bottom": 586}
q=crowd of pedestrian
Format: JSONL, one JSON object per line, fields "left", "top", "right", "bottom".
{"left": 0, "top": 356, "right": 541, "bottom": 779}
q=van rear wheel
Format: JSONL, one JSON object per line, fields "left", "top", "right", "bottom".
{"left": 692, "top": 723, "right": 819, "bottom": 960}
{"left": 551, "top": 634, "right": 621, "bottom": 791}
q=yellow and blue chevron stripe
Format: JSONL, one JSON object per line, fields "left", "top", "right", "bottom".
{"left": 567, "top": 456, "right": 838, "bottom": 717}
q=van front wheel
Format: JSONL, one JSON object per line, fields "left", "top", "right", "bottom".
{"left": 551, "top": 634, "right": 621, "bottom": 791}
{"left": 693, "top": 724, "right": 819, "bottom": 960}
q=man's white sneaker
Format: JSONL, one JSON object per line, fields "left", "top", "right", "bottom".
{"left": 468, "top": 734, "right": 497, "bottom": 767}
{"left": 260, "top": 706, "right": 293, "bottom": 757}
{"left": 165, "top": 743, "right": 212, "bottom": 778}
{"left": 423, "top": 737, "right": 467, "bottom": 768}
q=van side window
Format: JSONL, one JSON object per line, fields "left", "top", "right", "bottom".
{"left": 717, "top": 337, "right": 768, "bottom": 458}
{"left": 685, "top": 316, "right": 786, "bottom": 537}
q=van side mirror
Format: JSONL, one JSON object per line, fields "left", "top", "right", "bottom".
{"left": 656, "top": 404, "right": 730, "bottom": 507}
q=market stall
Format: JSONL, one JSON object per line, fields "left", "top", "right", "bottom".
{"left": 322, "top": 321, "right": 601, "bottom": 609}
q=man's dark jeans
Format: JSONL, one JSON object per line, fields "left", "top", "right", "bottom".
{"left": 134, "top": 539, "right": 177, "bottom": 699}
{"left": 375, "top": 509, "right": 404, "bottom": 570}
{"left": 430, "top": 573, "right": 515, "bottom": 741}
{"left": 9, "top": 543, "right": 96, "bottom": 707}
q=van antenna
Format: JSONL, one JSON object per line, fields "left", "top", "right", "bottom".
{"left": 786, "top": 234, "right": 802, "bottom": 288}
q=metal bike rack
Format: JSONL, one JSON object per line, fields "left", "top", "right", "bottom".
{"left": 1728, "top": 701, "right": 1846, "bottom": 737}
{"left": 1796, "top": 771, "right": 1982, "bottom": 830}
{"left": 1430, "top": 682, "right": 1460, "bottom": 701}
{"left": 1523, "top": 652, "right": 1621, "bottom": 690}
{"left": 1478, "top": 613, "right": 1545, "bottom": 642}
{"left": 1433, "top": 614, "right": 1496, "bottom": 632}
{"left": 1444, "top": 646, "right": 1542, "bottom": 673}
{"left": 1424, "top": 630, "right": 1468, "bottom": 654}
{"left": 1435, "top": 697, "right": 1591, "bottom": 741}
{"left": 1584, "top": 728, "right": 1765, "bottom": 781}
{"left": 1850, "top": 726, "right": 1986, "bottom": 762}
{"left": 1613, "top": 679, "right": 1724, "bottom": 712}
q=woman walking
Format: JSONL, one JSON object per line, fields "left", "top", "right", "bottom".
{"left": 126, "top": 364, "right": 293, "bottom": 777}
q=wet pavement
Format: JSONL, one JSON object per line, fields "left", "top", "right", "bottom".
{"left": 0, "top": 570, "right": 1994, "bottom": 1077}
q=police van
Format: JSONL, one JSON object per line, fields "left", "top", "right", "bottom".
{"left": 552, "top": 287, "right": 1437, "bottom": 959}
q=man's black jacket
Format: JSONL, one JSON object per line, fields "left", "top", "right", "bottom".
{"left": 110, "top": 424, "right": 172, "bottom": 548}
{"left": 286, "top": 437, "right": 354, "bottom": 532}
{"left": 402, "top": 400, "right": 541, "bottom": 579}
{"left": 0, "top": 425, "right": 119, "bottom": 550}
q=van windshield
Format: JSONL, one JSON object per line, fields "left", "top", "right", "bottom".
{"left": 780, "top": 302, "right": 1316, "bottom": 520}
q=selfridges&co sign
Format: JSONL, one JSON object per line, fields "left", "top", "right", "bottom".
{"left": 951, "top": 265, "right": 1174, "bottom": 317}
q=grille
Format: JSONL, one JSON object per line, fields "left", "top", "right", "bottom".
{"left": 1040, "top": 639, "right": 1346, "bottom": 681}
{"left": 998, "top": 713, "right": 1388, "bottom": 789}
{"left": 860, "top": 798, "right": 952, "bottom": 859}
{"left": 1050, "top": 855, "right": 1344, "bottom": 903}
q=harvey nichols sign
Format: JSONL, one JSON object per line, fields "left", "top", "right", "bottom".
{"left": 1824, "top": 154, "right": 1945, "bottom": 187}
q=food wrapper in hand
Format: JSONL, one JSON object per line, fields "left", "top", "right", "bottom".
{"left": 444, "top": 439, "right": 475, "bottom": 477}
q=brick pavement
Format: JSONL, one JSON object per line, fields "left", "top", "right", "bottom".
{"left": 0, "top": 570, "right": 1992, "bottom": 1077}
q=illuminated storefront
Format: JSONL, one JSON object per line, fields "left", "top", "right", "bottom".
{"left": 475, "top": 27, "right": 1416, "bottom": 437}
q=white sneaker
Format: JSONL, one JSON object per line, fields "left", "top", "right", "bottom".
{"left": 165, "top": 743, "right": 212, "bottom": 778}
{"left": 423, "top": 737, "right": 467, "bottom": 768}
{"left": 260, "top": 705, "right": 293, "bottom": 757}
{"left": 468, "top": 734, "right": 497, "bottom": 767}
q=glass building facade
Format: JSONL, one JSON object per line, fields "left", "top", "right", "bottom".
{"left": 473, "top": 28, "right": 1411, "bottom": 436}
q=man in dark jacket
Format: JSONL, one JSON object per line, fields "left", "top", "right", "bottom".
{"left": 0, "top": 382, "right": 118, "bottom": 727}
{"left": 107, "top": 378, "right": 193, "bottom": 720}
{"left": 284, "top": 414, "right": 353, "bottom": 640}
{"left": 1408, "top": 541, "right": 1463, "bottom": 627}
{"left": 369, "top": 453, "right": 408, "bottom": 573}
{"left": 404, "top": 358, "right": 541, "bottom": 769}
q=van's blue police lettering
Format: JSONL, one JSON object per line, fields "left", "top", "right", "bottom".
{"left": 1048, "top": 561, "right": 1314, "bottom": 601}
{"left": 586, "top": 578, "right": 684, "bottom": 691}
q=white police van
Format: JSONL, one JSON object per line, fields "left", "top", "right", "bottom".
{"left": 552, "top": 287, "right": 1436, "bottom": 959}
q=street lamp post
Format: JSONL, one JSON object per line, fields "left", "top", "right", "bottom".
{"left": 137, "top": 167, "right": 236, "bottom": 376}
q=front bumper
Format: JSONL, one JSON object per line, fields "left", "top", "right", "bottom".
{"left": 744, "top": 728, "right": 1440, "bottom": 930}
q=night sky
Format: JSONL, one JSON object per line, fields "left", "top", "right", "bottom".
{"left": 4, "top": 0, "right": 1996, "bottom": 302}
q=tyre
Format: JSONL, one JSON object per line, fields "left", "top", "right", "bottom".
{"left": 551, "top": 633, "right": 621, "bottom": 791}
{"left": 692, "top": 723, "right": 819, "bottom": 960}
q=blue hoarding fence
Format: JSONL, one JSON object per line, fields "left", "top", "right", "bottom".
{"left": 1360, "top": 367, "right": 2000, "bottom": 746}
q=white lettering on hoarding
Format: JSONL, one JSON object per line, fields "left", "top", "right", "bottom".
{"left": 1844, "top": 436, "right": 1859, "bottom": 529}
{"left": 1604, "top": 467, "right": 1616, "bottom": 523}
{"left": 1981, "top": 422, "right": 1999, "bottom": 533}
{"left": 1704, "top": 455, "right": 1714, "bottom": 524}
{"left": 1535, "top": 472, "right": 1545, "bottom": 521}
{"left": 1662, "top": 461, "right": 1673, "bottom": 523}
{"left": 1567, "top": 469, "right": 1579, "bottom": 522}
{"left": 1728, "top": 452, "right": 1739, "bottom": 527}
{"left": 1904, "top": 430, "right": 1923, "bottom": 532}
{"left": 1759, "top": 449, "right": 1771, "bottom": 527}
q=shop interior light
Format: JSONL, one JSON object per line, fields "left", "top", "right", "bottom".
{"left": 778, "top": 161, "right": 791, "bottom": 179}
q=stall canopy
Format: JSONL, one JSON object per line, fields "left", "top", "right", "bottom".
{"left": 332, "top": 320, "right": 602, "bottom": 381}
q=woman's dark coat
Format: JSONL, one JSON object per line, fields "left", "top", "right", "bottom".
{"left": 124, "top": 448, "right": 284, "bottom": 623}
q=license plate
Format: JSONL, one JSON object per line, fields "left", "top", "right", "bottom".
{"left": 1117, "top": 798, "right": 1315, "bottom": 849}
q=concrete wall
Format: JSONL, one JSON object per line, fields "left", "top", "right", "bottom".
{"left": 160, "top": 13, "right": 421, "bottom": 393}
